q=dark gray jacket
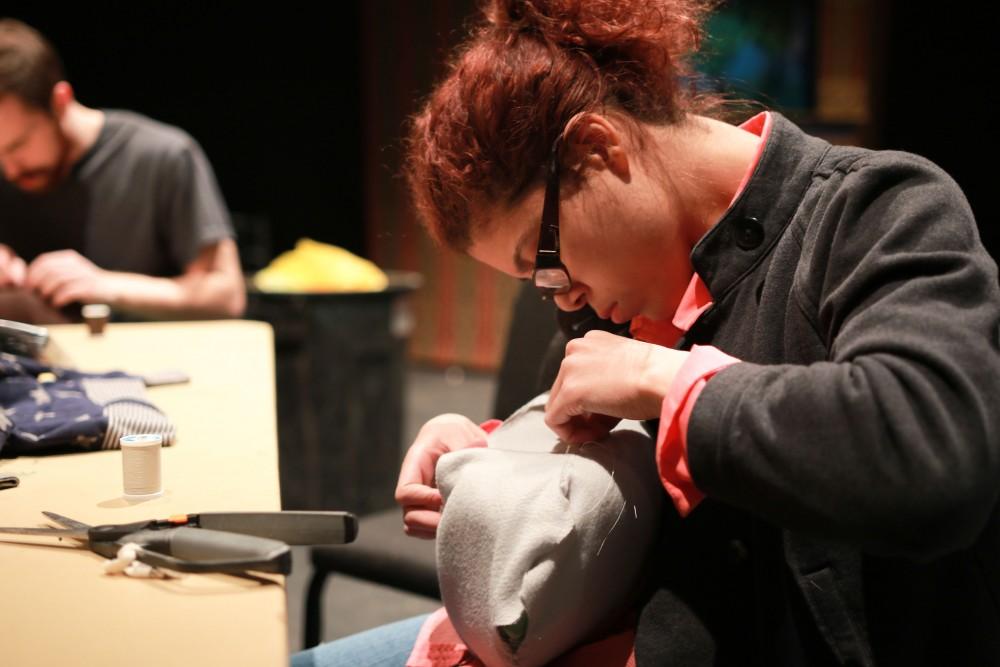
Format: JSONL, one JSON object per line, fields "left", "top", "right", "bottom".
{"left": 628, "top": 114, "right": 1000, "bottom": 665}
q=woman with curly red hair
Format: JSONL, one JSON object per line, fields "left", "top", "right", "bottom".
{"left": 294, "top": 0, "right": 1000, "bottom": 665}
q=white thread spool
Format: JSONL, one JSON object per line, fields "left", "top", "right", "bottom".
{"left": 81, "top": 303, "right": 111, "bottom": 335}
{"left": 120, "top": 434, "right": 163, "bottom": 499}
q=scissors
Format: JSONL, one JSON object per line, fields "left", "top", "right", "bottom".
{"left": 0, "top": 511, "right": 292, "bottom": 574}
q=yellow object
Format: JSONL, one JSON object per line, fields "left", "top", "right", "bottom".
{"left": 252, "top": 239, "right": 389, "bottom": 293}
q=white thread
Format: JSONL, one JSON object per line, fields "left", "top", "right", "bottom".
{"left": 596, "top": 501, "right": 627, "bottom": 557}
{"left": 562, "top": 440, "right": 629, "bottom": 557}
{"left": 103, "top": 542, "right": 167, "bottom": 578}
{"left": 123, "top": 560, "right": 159, "bottom": 578}
{"left": 104, "top": 543, "right": 139, "bottom": 574}
{"left": 120, "top": 433, "right": 163, "bottom": 498}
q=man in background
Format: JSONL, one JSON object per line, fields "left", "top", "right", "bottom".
{"left": 0, "top": 18, "right": 244, "bottom": 322}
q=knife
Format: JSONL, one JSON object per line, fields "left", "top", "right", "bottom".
{"left": 165, "top": 511, "right": 358, "bottom": 545}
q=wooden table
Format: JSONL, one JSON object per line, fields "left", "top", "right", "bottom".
{"left": 0, "top": 320, "right": 287, "bottom": 666}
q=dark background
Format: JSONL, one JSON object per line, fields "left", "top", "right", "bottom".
{"left": 879, "top": 3, "right": 997, "bottom": 260}
{"left": 3, "top": 1, "right": 997, "bottom": 267}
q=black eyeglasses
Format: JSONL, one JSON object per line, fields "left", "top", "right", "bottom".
{"left": 532, "top": 135, "right": 572, "bottom": 297}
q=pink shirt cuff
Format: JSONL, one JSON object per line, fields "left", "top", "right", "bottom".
{"left": 657, "top": 345, "right": 741, "bottom": 516}
{"left": 479, "top": 419, "right": 503, "bottom": 434}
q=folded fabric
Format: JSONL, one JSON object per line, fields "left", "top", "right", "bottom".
{"left": 435, "top": 394, "right": 663, "bottom": 667}
{"left": 0, "top": 353, "right": 175, "bottom": 456}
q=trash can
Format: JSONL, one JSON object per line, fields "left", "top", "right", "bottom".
{"left": 245, "top": 271, "right": 422, "bottom": 513}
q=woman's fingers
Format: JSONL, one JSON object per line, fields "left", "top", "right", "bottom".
{"left": 395, "top": 483, "right": 442, "bottom": 510}
{"left": 545, "top": 331, "right": 687, "bottom": 441}
{"left": 396, "top": 442, "right": 443, "bottom": 491}
{"left": 555, "top": 412, "right": 621, "bottom": 443}
{"left": 399, "top": 415, "right": 488, "bottom": 477}
{"left": 401, "top": 507, "right": 442, "bottom": 538}
{"left": 394, "top": 414, "right": 492, "bottom": 539}
{"left": 399, "top": 485, "right": 443, "bottom": 539}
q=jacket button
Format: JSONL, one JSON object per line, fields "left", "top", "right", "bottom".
{"left": 734, "top": 217, "right": 764, "bottom": 250}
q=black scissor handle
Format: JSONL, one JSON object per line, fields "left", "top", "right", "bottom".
{"left": 89, "top": 520, "right": 163, "bottom": 542}
{"left": 117, "top": 527, "right": 291, "bottom": 574}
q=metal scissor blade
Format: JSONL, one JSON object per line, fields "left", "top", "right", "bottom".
{"left": 0, "top": 526, "right": 88, "bottom": 538}
{"left": 42, "top": 511, "right": 91, "bottom": 531}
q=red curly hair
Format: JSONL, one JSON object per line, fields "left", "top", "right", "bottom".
{"left": 405, "top": 0, "right": 720, "bottom": 251}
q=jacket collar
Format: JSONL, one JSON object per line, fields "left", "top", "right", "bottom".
{"left": 690, "top": 113, "right": 832, "bottom": 300}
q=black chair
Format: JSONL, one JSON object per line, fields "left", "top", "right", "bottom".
{"left": 303, "top": 283, "right": 562, "bottom": 648}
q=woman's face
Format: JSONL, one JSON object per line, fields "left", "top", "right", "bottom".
{"left": 468, "top": 157, "right": 696, "bottom": 324}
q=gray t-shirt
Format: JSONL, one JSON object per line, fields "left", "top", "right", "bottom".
{"left": 0, "top": 109, "right": 233, "bottom": 277}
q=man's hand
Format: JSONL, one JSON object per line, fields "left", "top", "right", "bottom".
{"left": 20, "top": 240, "right": 243, "bottom": 319}
{"left": 545, "top": 330, "right": 689, "bottom": 443}
{"left": 395, "top": 414, "right": 489, "bottom": 539}
{"left": 0, "top": 244, "right": 27, "bottom": 289}
{"left": 25, "top": 250, "right": 116, "bottom": 308}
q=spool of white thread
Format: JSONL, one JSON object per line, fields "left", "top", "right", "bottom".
{"left": 120, "top": 434, "right": 163, "bottom": 499}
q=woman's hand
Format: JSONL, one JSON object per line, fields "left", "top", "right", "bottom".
{"left": 395, "top": 414, "right": 489, "bottom": 539}
{"left": 545, "top": 330, "right": 689, "bottom": 443}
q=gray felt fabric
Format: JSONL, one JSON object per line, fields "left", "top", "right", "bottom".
{"left": 435, "top": 394, "right": 663, "bottom": 666}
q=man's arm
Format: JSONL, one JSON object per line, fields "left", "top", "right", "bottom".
{"left": 25, "top": 238, "right": 246, "bottom": 320}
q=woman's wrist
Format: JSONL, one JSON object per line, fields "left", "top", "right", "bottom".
{"left": 637, "top": 346, "right": 688, "bottom": 418}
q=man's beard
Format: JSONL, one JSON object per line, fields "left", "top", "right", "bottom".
{"left": 14, "top": 133, "right": 73, "bottom": 193}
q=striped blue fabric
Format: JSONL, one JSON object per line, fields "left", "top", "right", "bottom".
{"left": 0, "top": 353, "right": 174, "bottom": 455}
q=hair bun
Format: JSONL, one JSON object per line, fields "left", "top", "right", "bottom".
{"left": 485, "top": 0, "right": 713, "bottom": 63}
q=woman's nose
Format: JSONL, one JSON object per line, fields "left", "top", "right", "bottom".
{"left": 553, "top": 283, "right": 587, "bottom": 312}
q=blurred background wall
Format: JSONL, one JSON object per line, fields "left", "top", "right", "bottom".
{"left": 4, "top": 0, "right": 996, "bottom": 371}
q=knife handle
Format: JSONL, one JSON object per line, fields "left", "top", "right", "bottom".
{"left": 191, "top": 511, "right": 359, "bottom": 545}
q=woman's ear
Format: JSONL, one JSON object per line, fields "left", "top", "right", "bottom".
{"left": 562, "top": 113, "right": 631, "bottom": 182}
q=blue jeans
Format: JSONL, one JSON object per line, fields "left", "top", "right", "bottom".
{"left": 291, "top": 614, "right": 429, "bottom": 667}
